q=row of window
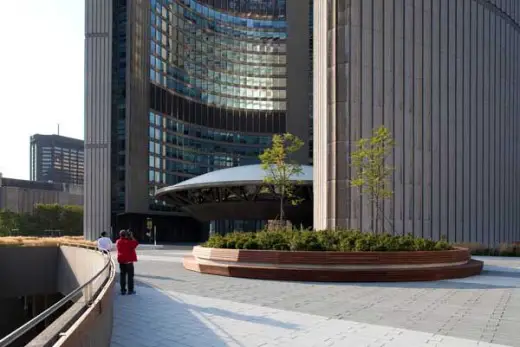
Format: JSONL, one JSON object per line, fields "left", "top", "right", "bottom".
{"left": 151, "top": 71, "right": 287, "bottom": 110}
{"left": 152, "top": 21, "right": 287, "bottom": 54}
{"left": 40, "top": 148, "right": 84, "bottom": 156}
{"left": 195, "top": 0, "right": 286, "bottom": 17}
{"left": 153, "top": 56, "right": 286, "bottom": 87}
{"left": 152, "top": 2, "right": 286, "bottom": 40}
{"left": 150, "top": 1, "right": 288, "bottom": 112}
{"left": 149, "top": 112, "right": 271, "bottom": 145}
{"left": 151, "top": 35, "right": 286, "bottom": 65}
{"left": 149, "top": 152, "right": 258, "bottom": 172}
{"left": 160, "top": 0, "right": 287, "bottom": 27}
{"left": 151, "top": 47, "right": 287, "bottom": 76}
{"left": 150, "top": 83, "right": 287, "bottom": 132}
{"left": 151, "top": 66, "right": 285, "bottom": 99}
{"left": 148, "top": 136, "right": 264, "bottom": 158}
{"left": 147, "top": 152, "right": 259, "bottom": 184}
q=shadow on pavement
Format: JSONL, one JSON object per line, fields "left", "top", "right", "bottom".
{"left": 135, "top": 273, "right": 186, "bottom": 282}
{"left": 179, "top": 303, "right": 300, "bottom": 330}
{"left": 297, "top": 267, "right": 520, "bottom": 290}
{"left": 353, "top": 278, "right": 518, "bottom": 290}
{"left": 112, "top": 280, "right": 302, "bottom": 347}
{"left": 481, "top": 269, "right": 520, "bottom": 279}
{"left": 301, "top": 279, "right": 517, "bottom": 290}
{"left": 112, "top": 280, "right": 238, "bottom": 347}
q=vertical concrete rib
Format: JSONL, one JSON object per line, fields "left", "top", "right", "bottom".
{"left": 462, "top": 0, "right": 471, "bottom": 242}
{"left": 403, "top": 0, "right": 414, "bottom": 236}
{"left": 350, "top": 0, "right": 362, "bottom": 230}
{"left": 447, "top": 0, "right": 456, "bottom": 243}
{"left": 489, "top": 8, "right": 497, "bottom": 245}
{"left": 312, "top": 0, "right": 329, "bottom": 230}
{"left": 431, "top": 0, "right": 440, "bottom": 241}
{"left": 383, "top": 0, "right": 396, "bottom": 234}
{"left": 314, "top": 0, "right": 520, "bottom": 245}
{"left": 439, "top": 0, "right": 448, "bottom": 241}
{"left": 84, "top": 0, "right": 112, "bottom": 240}
{"left": 413, "top": 0, "right": 423, "bottom": 238}
{"left": 455, "top": 0, "right": 464, "bottom": 242}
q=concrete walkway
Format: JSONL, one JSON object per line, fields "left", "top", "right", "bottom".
{"left": 111, "top": 250, "right": 520, "bottom": 347}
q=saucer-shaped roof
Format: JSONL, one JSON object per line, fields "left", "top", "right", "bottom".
{"left": 156, "top": 164, "right": 312, "bottom": 195}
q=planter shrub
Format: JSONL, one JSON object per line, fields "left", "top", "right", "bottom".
{"left": 203, "top": 230, "right": 453, "bottom": 252}
{"left": 456, "top": 243, "right": 520, "bottom": 257}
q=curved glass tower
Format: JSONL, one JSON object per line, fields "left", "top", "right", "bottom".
{"left": 84, "top": 0, "right": 311, "bottom": 240}
{"left": 148, "top": 0, "right": 288, "bottom": 187}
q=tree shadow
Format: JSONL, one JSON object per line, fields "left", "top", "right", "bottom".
{"left": 180, "top": 303, "right": 300, "bottom": 330}
{"left": 135, "top": 273, "right": 185, "bottom": 282}
{"left": 111, "top": 280, "right": 234, "bottom": 346}
{"left": 111, "top": 280, "right": 301, "bottom": 347}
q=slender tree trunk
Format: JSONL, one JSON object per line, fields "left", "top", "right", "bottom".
{"left": 374, "top": 200, "right": 380, "bottom": 234}
{"left": 280, "top": 191, "right": 285, "bottom": 221}
{"left": 375, "top": 203, "right": 395, "bottom": 234}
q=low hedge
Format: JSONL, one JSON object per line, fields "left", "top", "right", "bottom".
{"left": 203, "top": 230, "right": 452, "bottom": 252}
{"left": 455, "top": 243, "right": 520, "bottom": 257}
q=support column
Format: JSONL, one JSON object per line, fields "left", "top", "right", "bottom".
{"left": 84, "top": 0, "right": 113, "bottom": 240}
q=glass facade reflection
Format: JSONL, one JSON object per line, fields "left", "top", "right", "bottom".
{"left": 150, "top": 0, "right": 287, "bottom": 111}
{"left": 148, "top": 0, "right": 287, "bottom": 210}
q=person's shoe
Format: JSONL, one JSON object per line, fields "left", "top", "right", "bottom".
{"left": 128, "top": 290, "right": 136, "bottom": 295}
{"left": 120, "top": 290, "right": 127, "bottom": 295}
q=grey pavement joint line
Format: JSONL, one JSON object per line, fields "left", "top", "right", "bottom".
{"left": 111, "top": 286, "right": 515, "bottom": 347}
{"left": 110, "top": 250, "right": 520, "bottom": 347}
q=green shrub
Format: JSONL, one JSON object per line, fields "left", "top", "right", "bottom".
{"left": 289, "top": 231, "right": 324, "bottom": 251}
{"left": 453, "top": 242, "right": 520, "bottom": 257}
{"left": 202, "top": 229, "right": 455, "bottom": 252}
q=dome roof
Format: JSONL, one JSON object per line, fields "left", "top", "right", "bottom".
{"left": 156, "top": 164, "right": 312, "bottom": 195}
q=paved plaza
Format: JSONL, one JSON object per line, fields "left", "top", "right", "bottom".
{"left": 111, "top": 247, "right": 520, "bottom": 347}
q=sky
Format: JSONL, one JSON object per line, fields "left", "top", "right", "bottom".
{"left": 0, "top": 0, "right": 84, "bottom": 179}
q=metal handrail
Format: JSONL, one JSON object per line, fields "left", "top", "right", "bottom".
{"left": 0, "top": 247, "right": 114, "bottom": 347}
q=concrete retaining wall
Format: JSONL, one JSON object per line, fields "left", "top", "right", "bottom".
{"left": 0, "top": 245, "right": 115, "bottom": 347}
{"left": 0, "top": 246, "right": 58, "bottom": 298}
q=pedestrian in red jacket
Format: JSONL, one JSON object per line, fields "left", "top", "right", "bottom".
{"left": 116, "top": 229, "right": 139, "bottom": 295}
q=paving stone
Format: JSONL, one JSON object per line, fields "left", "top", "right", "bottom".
{"left": 110, "top": 249, "right": 520, "bottom": 347}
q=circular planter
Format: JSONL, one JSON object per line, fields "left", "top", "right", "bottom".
{"left": 183, "top": 246, "right": 483, "bottom": 282}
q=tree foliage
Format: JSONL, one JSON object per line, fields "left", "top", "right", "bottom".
{"left": 350, "top": 125, "right": 395, "bottom": 233}
{"left": 259, "top": 133, "right": 304, "bottom": 222}
{"left": 0, "top": 204, "right": 83, "bottom": 237}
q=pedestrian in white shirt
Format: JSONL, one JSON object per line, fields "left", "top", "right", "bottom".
{"left": 97, "top": 231, "right": 113, "bottom": 252}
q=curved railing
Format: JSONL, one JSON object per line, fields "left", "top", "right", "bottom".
{"left": 0, "top": 246, "right": 114, "bottom": 347}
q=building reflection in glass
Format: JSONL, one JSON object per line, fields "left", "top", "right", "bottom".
{"left": 148, "top": 0, "right": 287, "bottom": 211}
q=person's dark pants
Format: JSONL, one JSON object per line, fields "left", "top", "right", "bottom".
{"left": 119, "top": 263, "right": 134, "bottom": 293}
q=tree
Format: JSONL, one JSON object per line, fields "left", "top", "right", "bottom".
{"left": 60, "top": 205, "right": 83, "bottom": 236}
{"left": 259, "top": 133, "right": 304, "bottom": 222}
{"left": 33, "top": 204, "right": 62, "bottom": 232}
{"left": 0, "top": 204, "right": 83, "bottom": 236}
{"left": 0, "top": 210, "right": 20, "bottom": 236}
{"left": 350, "top": 125, "right": 395, "bottom": 233}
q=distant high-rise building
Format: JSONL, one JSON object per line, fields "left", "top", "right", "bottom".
{"left": 84, "top": 0, "right": 313, "bottom": 240}
{"left": 30, "top": 134, "right": 84, "bottom": 185}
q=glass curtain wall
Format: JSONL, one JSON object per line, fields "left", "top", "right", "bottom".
{"left": 148, "top": 0, "right": 288, "bottom": 210}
